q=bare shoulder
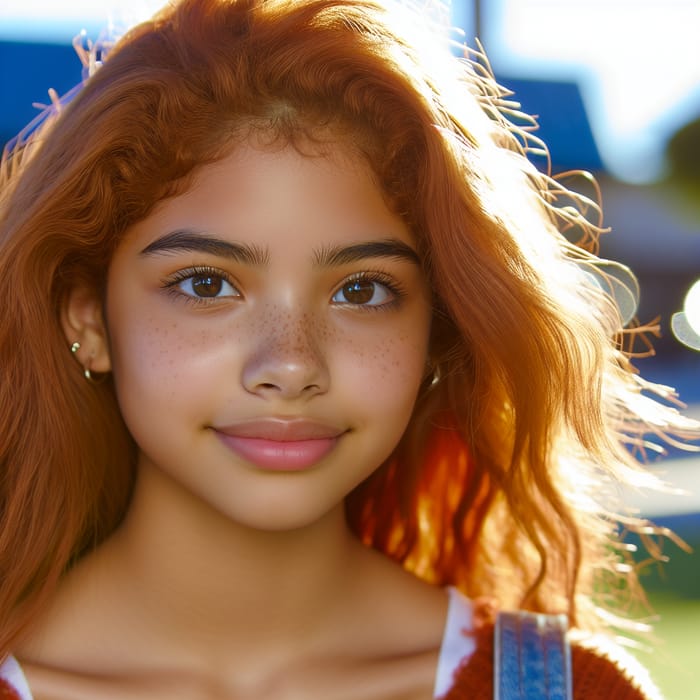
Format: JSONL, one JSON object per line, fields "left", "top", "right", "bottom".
{"left": 344, "top": 542, "right": 450, "bottom": 654}
{"left": 13, "top": 544, "right": 132, "bottom": 667}
{"left": 312, "top": 542, "right": 451, "bottom": 700}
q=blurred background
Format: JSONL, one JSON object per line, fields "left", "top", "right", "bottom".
{"left": 1, "top": 1, "right": 699, "bottom": 696}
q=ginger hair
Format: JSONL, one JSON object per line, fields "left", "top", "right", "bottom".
{"left": 0, "top": 0, "right": 695, "bottom": 656}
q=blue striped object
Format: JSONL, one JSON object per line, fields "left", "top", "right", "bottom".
{"left": 494, "top": 611, "right": 572, "bottom": 700}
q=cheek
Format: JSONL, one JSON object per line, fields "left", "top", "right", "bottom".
{"left": 333, "top": 316, "right": 431, "bottom": 413}
{"left": 342, "top": 334, "right": 425, "bottom": 382}
{"left": 106, "top": 307, "right": 238, "bottom": 409}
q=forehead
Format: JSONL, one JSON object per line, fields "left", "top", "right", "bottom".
{"left": 117, "top": 140, "right": 418, "bottom": 258}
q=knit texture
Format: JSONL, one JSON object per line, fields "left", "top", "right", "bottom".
{"left": 0, "top": 679, "right": 19, "bottom": 700}
{"left": 442, "top": 623, "right": 662, "bottom": 700}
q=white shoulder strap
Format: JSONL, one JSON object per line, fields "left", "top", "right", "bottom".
{"left": 433, "top": 587, "right": 476, "bottom": 698}
{"left": 0, "top": 655, "right": 33, "bottom": 700}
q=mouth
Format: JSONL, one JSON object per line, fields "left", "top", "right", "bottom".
{"left": 213, "top": 418, "right": 345, "bottom": 471}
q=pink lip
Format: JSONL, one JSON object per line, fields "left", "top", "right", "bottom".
{"left": 213, "top": 419, "right": 344, "bottom": 471}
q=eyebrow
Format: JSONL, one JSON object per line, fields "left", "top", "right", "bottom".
{"left": 140, "top": 229, "right": 269, "bottom": 266}
{"left": 140, "top": 230, "right": 420, "bottom": 268}
{"left": 313, "top": 239, "right": 421, "bottom": 268}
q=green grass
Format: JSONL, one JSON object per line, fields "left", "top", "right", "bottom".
{"left": 630, "top": 592, "right": 700, "bottom": 700}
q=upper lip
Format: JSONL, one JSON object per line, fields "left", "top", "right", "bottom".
{"left": 213, "top": 418, "right": 345, "bottom": 442}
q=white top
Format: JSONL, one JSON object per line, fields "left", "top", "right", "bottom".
{"left": 434, "top": 586, "right": 476, "bottom": 696}
{"left": 0, "top": 655, "right": 32, "bottom": 699}
{"left": 0, "top": 587, "right": 475, "bottom": 699}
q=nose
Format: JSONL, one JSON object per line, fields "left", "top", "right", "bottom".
{"left": 241, "top": 312, "right": 330, "bottom": 400}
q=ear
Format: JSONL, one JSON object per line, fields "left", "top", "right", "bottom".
{"left": 61, "top": 286, "right": 112, "bottom": 374}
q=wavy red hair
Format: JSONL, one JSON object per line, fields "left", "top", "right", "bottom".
{"left": 0, "top": 0, "right": 695, "bottom": 656}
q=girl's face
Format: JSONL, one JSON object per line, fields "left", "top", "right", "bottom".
{"left": 103, "top": 140, "right": 432, "bottom": 531}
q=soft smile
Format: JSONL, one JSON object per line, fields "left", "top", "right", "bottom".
{"left": 213, "top": 419, "right": 345, "bottom": 471}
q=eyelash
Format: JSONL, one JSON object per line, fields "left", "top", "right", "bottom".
{"left": 160, "top": 266, "right": 407, "bottom": 310}
{"left": 332, "top": 271, "right": 406, "bottom": 311}
{"left": 161, "top": 265, "right": 240, "bottom": 305}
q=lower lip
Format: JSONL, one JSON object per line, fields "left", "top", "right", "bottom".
{"left": 216, "top": 433, "right": 339, "bottom": 471}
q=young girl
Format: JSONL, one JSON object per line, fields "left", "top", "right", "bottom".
{"left": 0, "top": 1, "right": 694, "bottom": 698}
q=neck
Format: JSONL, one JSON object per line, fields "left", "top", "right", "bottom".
{"left": 94, "top": 460, "right": 370, "bottom": 664}
{"left": 17, "top": 458, "right": 449, "bottom": 696}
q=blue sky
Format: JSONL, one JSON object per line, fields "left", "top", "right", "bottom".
{"left": 485, "top": 0, "right": 700, "bottom": 183}
{"left": 1, "top": 0, "right": 698, "bottom": 183}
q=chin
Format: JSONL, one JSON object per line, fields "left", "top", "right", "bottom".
{"left": 214, "top": 497, "right": 344, "bottom": 534}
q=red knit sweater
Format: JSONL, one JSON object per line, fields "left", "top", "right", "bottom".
{"left": 0, "top": 681, "right": 18, "bottom": 700}
{"left": 443, "top": 623, "right": 661, "bottom": 700}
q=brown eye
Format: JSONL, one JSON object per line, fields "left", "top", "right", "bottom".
{"left": 172, "top": 269, "right": 239, "bottom": 299}
{"left": 340, "top": 280, "right": 375, "bottom": 304}
{"left": 332, "top": 276, "right": 394, "bottom": 306}
{"left": 191, "top": 274, "right": 223, "bottom": 297}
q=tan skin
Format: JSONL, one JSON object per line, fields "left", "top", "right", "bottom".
{"left": 14, "top": 141, "right": 449, "bottom": 699}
